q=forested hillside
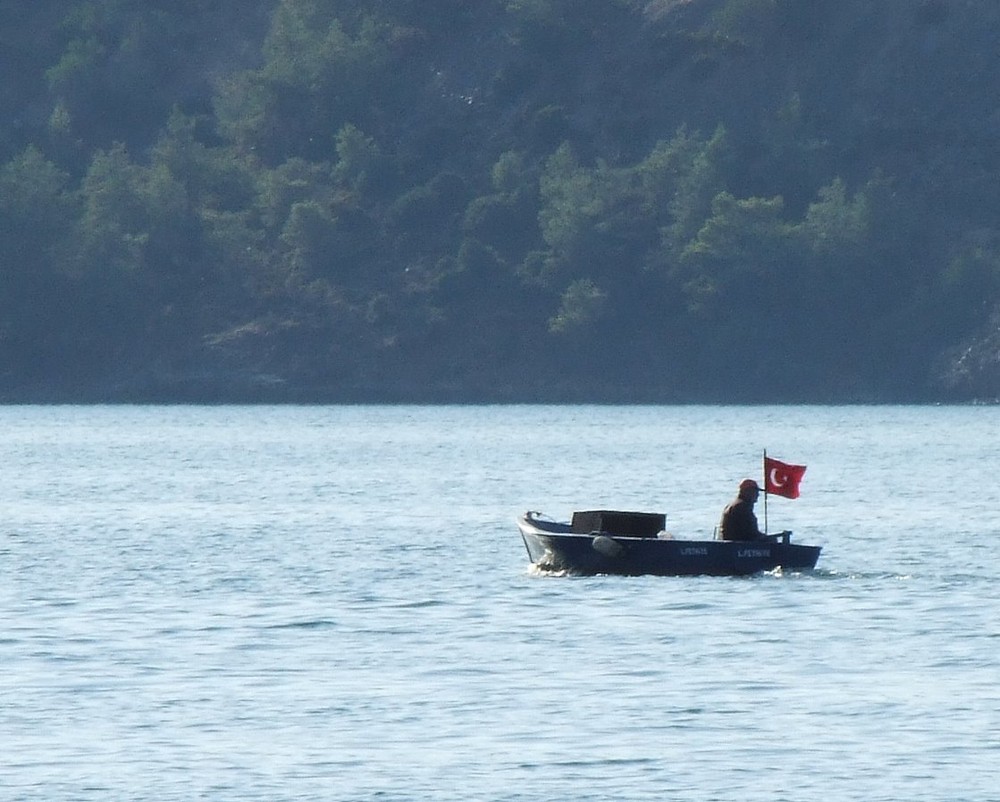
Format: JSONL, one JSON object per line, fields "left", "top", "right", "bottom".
{"left": 3, "top": 0, "right": 1000, "bottom": 402}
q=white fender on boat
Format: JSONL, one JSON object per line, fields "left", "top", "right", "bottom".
{"left": 592, "top": 535, "right": 626, "bottom": 558}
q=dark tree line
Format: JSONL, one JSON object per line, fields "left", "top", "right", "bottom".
{"left": 2, "top": 0, "right": 1000, "bottom": 402}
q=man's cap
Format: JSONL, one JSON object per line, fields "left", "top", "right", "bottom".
{"left": 739, "top": 478, "right": 760, "bottom": 492}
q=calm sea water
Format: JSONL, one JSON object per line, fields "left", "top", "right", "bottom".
{"left": 2, "top": 405, "right": 998, "bottom": 802}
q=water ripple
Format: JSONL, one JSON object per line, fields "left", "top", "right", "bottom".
{"left": 2, "top": 404, "right": 998, "bottom": 802}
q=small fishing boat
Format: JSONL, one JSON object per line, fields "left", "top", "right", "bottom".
{"left": 518, "top": 510, "right": 821, "bottom": 576}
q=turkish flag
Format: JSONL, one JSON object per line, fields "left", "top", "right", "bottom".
{"left": 764, "top": 456, "right": 806, "bottom": 499}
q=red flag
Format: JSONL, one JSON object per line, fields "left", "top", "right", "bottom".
{"left": 764, "top": 456, "right": 806, "bottom": 499}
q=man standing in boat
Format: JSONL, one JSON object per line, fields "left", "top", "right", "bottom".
{"left": 719, "top": 478, "right": 770, "bottom": 541}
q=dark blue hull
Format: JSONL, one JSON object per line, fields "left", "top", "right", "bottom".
{"left": 518, "top": 512, "right": 821, "bottom": 576}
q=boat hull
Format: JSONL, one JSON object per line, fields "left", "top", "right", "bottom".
{"left": 518, "top": 513, "right": 821, "bottom": 576}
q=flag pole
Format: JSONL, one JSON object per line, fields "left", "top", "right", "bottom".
{"left": 762, "top": 449, "right": 769, "bottom": 534}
